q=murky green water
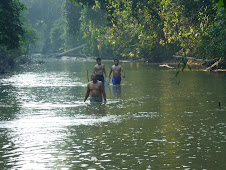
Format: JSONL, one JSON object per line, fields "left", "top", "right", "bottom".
{"left": 0, "top": 57, "right": 226, "bottom": 169}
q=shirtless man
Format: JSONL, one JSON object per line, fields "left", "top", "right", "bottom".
{"left": 93, "top": 58, "right": 107, "bottom": 83}
{"left": 84, "top": 74, "right": 106, "bottom": 103}
{"left": 109, "top": 59, "right": 125, "bottom": 85}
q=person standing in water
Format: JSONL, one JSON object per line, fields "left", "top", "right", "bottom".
{"left": 84, "top": 74, "right": 106, "bottom": 103}
{"left": 109, "top": 59, "right": 125, "bottom": 85}
{"left": 93, "top": 58, "right": 107, "bottom": 84}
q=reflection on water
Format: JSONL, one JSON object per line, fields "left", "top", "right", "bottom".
{"left": 85, "top": 103, "right": 106, "bottom": 115}
{"left": 1, "top": 72, "right": 86, "bottom": 87}
{"left": 0, "top": 58, "right": 226, "bottom": 169}
{"left": 112, "top": 85, "right": 121, "bottom": 98}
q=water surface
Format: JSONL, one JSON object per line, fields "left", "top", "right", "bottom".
{"left": 0, "top": 58, "right": 226, "bottom": 169}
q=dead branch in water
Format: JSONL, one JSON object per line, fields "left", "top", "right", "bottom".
{"left": 48, "top": 44, "right": 87, "bottom": 58}
{"left": 204, "top": 58, "right": 223, "bottom": 71}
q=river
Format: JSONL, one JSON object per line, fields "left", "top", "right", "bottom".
{"left": 0, "top": 57, "right": 226, "bottom": 169}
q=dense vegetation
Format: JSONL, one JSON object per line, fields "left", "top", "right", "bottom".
{"left": 0, "top": 0, "right": 225, "bottom": 73}
{"left": 0, "top": 0, "right": 38, "bottom": 73}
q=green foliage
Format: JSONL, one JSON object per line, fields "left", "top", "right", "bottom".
{"left": 21, "top": 0, "right": 85, "bottom": 53}
{"left": 0, "top": 0, "right": 35, "bottom": 72}
{"left": 19, "top": 26, "right": 38, "bottom": 55}
{"left": 69, "top": 0, "right": 222, "bottom": 61}
{"left": 62, "top": 0, "right": 84, "bottom": 50}
{"left": 175, "top": 56, "right": 191, "bottom": 85}
{"left": 0, "top": 0, "right": 25, "bottom": 50}
{"left": 50, "top": 18, "right": 65, "bottom": 52}
{"left": 160, "top": 0, "right": 217, "bottom": 58}
{"left": 194, "top": 9, "right": 226, "bottom": 60}
{"left": 2, "top": 0, "right": 225, "bottom": 66}
{"left": 21, "top": 0, "right": 63, "bottom": 53}
{"left": 217, "top": 0, "right": 226, "bottom": 13}
{"left": 75, "top": 0, "right": 167, "bottom": 59}
{"left": 69, "top": 0, "right": 95, "bottom": 7}
{"left": 80, "top": 5, "right": 109, "bottom": 57}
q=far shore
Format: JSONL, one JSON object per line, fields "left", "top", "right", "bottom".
{"left": 31, "top": 54, "right": 226, "bottom": 72}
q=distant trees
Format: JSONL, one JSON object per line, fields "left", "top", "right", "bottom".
{"left": 18, "top": 0, "right": 226, "bottom": 62}
{"left": 21, "top": 0, "right": 84, "bottom": 53}
{"left": 0, "top": 0, "right": 225, "bottom": 73}
{"left": 0, "top": 0, "right": 25, "bottom": 50}
{"left": 21, "top": 0, "right": 63, "bottom": 54}
{"left": 159, "top": 0, "right": 218, "bottom": 57}
{"left": 0, "top": 0, "right": 26, "bottom": 73}
{"left": 62, "top": 0, "right": 84, "bottom": 50}
{"left": 69, "top": 0, "right": 225, "bottom": 61}
{"left": 194, "top": 9, "right": 226, "bottom": 60}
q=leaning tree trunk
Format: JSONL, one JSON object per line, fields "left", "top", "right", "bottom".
{"left": 48, "top": 44, "right": 87, "bottom": 58}
{"left": 204, "top": 58, "right": 223, "bottom": 71}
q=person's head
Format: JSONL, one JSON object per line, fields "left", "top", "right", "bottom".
{"left": 96, "top": 58, "right": 101, "bottom": 65}
{"left": 91, "top": 74, "right": 98, "bottom": 83}
{"left": 114, "top": 59, "right": 119, "bottom": 65}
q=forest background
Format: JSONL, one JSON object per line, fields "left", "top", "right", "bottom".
{"left": 0, "top": 0, "right": 225, "bottom": 73}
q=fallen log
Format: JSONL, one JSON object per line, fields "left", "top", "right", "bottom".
{"left": 204, "top": 58, "right": 223, "bottom": 71}
{"left": 212, "top": 69, "right": 226, "bottom": 72}
{"left": 49, "top": 44, "right": 87, "bottom": 58}
{"left": 159, "top": 64, "right": 175, "bottom": 69}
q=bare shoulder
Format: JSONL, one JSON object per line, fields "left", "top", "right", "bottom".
{"left": 96, "top": 81, "right": 103, "bottom": 88}
{"left": 88, "top": 81, "right": 93, "bottom": 86}
{"left": 119, "top": 65, "right": 123, "bottom": 69}
{"left": 97, "top": 80, "right": 103, "bottom": 85}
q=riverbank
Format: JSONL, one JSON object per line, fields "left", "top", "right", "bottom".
{"left": 188, "top": 57, "right": 226, "bottom": 72}
{"left": 59, "top": 55, "right": 226, "bottom": 72}
{"left": 157, "top": 56, "right": 226, "bottom": 72}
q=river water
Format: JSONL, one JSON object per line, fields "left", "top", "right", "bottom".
{"left": 0, "top": 57, "right": 226, "bottom": 169}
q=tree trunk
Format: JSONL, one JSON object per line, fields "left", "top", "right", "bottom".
{"left": 204, "top": 58, "right": 223, "bottom": 71}
{"left": 49, "top": 44, "right": 87, "bottom": 58}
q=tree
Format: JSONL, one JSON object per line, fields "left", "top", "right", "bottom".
{"left": 159, "top": 0, "right": 218, "bottom": 57}
{"left": 217, "top": 0, "right": 226, "bottom": 13}
{"left": 0, "top": 0, "right": 25, "bottom": 50}
{"left": 194, "top": 9, "right": 226, "bottom": 60}
{"left": 21, "top": 0, "right": 63, "bottom": 53}
{"left": 62, "top": 0, "right": 84, "bottom": 50}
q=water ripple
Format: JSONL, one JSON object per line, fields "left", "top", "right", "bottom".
{"left": 1, "top": 72, "right": 86, "bottom": 87}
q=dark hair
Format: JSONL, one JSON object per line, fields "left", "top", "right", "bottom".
{"left": 114, "top": 59, "right": 119, "bottom": 62}
{"left": 91, "top": 73, "right": 97, "bottom": 79}
{"left": 96, "top": 58, "right": 101, "bottom": 61}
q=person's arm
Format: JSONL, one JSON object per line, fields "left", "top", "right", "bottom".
{"left": 101, "top": 82, "right": 106, "bottom": 102}
{"left": 121, "top": 66, "right": 125, "bottom": 78}
{"left": 84, "top": 84, "right": 90, "bottom": 102}
{"left": 109, "top": 67, "right": 112, "bottom": 79}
